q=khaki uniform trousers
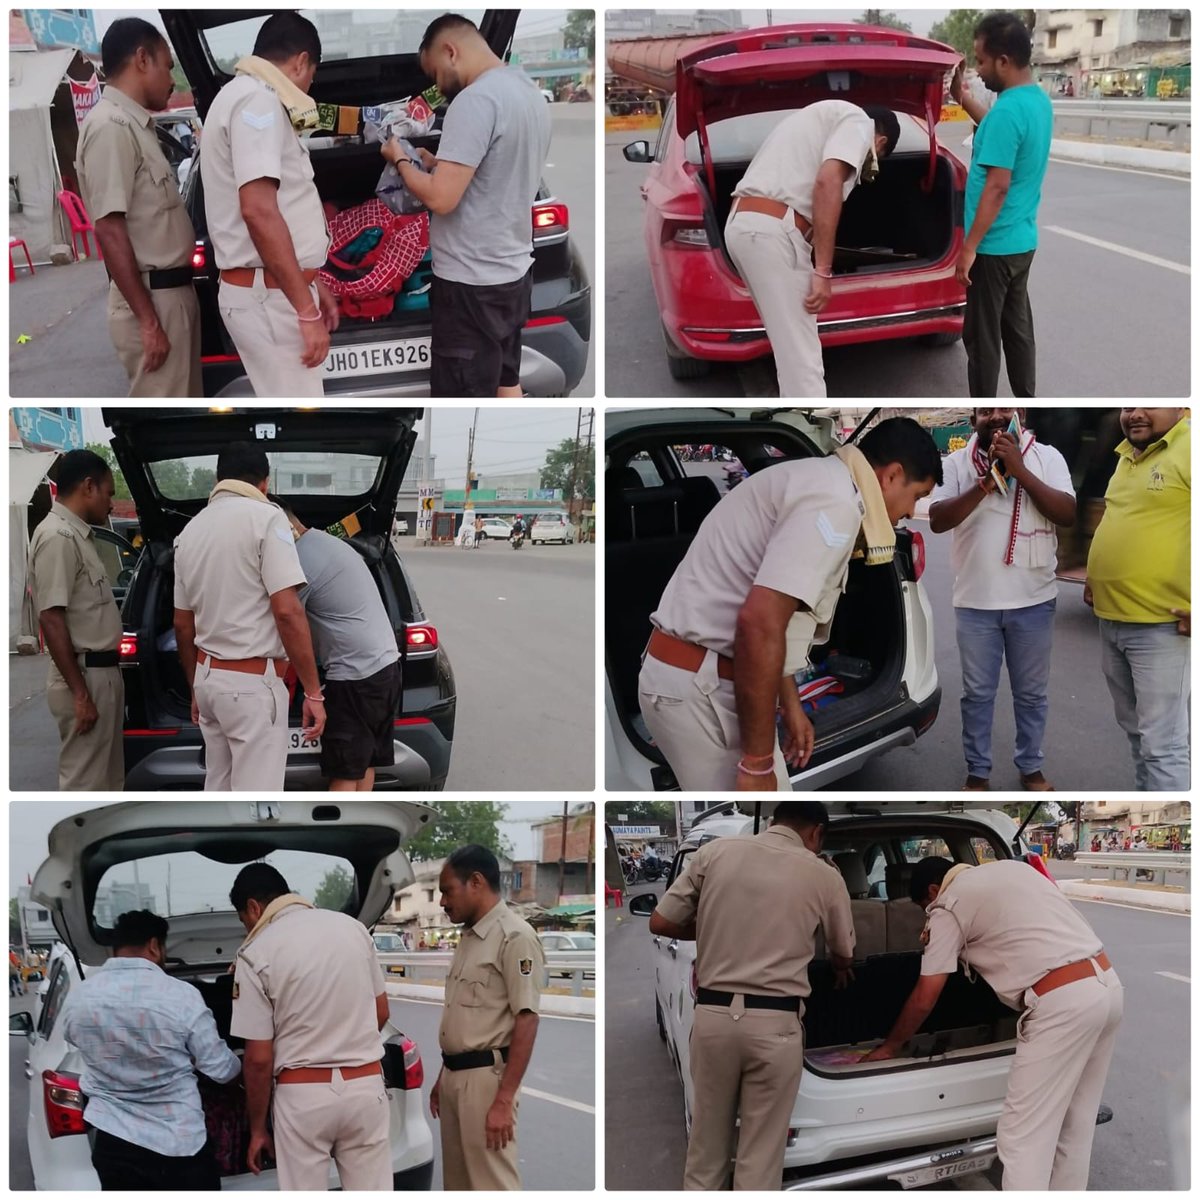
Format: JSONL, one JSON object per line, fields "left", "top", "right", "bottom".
{"left": 686, "top": 1002, "right": 807, "bottom": 1190}
{"left": 46, "top": 664, "right": 125, "bottom": 790}
{"left": 440, "top": 1062, "right": 521, "bottom": 1190}
{"left": 998, "top": 963, "right": 1124, "bottom": 1189}
{"left": 218, "top": 275, "right": 325, "bottom": 398}
{"left": 109, "top": 282, "right": 202, "bottom": 397}
{"left": 272, "top": 1072, "right": 391, "bottom": 1191}
{"left": 639, "top": 654, "right": 791, "bottom": 791}
{"left": 193, "top": 657, "right": 289, "bottom": 791}
{"left": 725, "top": 209, "right": 827, "bottom": 399}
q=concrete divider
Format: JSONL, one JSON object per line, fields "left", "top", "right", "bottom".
{"left": 386, "top": 980, "right": 596, "bottom": 1018}
{"left": 1059, "top": 878, "right": 1190, "bottom": 913}
{"left": 1050, "top": 137, "right": 1190, "bottom": 175}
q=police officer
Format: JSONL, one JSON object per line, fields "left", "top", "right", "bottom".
{"left": 436, "top": 845, "right": 543, "bottom": 1190}
{"left": 638, "top": 418, "right": 942, "bottom": 792}
{"left": 228, "top": 864, "right": 392, "bottom": 1190}
{"left": 648, "top": 801, "right": 854, "bottom": 1189}
{"left": 200, "top": 12, "right": 336, "bottom": 397}
{"left": 172, "top": 441, "right": 325, "bottom": 790}
{"left": 28, "top": 450, "right": 125, "bottom": 790}
{"left": 76, "top": 19, "right": 201, "bottom": 397}
{"left": 863, "top": 855, "right": 1124, "bottom": 1189}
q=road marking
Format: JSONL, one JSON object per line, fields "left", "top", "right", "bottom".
{"left": 522, "top": 1086, "right": 595, "bottom": 1114}
{"left": 1156, "top": 971, "right": 1190, "bottom": 984}
{"left": 1049, "top": 156, "right": 1191, "bottom": 182}
{"left": 1044, "top": 225, "right": 1191, "bottom": 275}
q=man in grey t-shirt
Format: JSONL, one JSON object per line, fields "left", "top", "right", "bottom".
{"left": 276, "top": 503, "right": 402, "bottom": 792}
{"left": 381, "top": 13, "right": 551, "bottom": 398}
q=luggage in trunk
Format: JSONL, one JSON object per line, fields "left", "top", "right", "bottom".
{"left": 190, "top": 975, "right": 250, "bottom": 1178}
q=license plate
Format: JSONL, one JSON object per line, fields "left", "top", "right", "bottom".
{"left": 287, "top": 730, "right": 321, "bottom": 754}
{"left": 387, "top": 965, "right": 407, "bottom": 976}
{"left": 891, "top": 1152, "right": 996, "bottom": 1189}
{"left": 322, "top": 337, "right": 431, "bottom": 380}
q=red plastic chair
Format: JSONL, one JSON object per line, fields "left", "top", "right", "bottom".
{"left": 605, "top": 881, "right": 623, "bottom": 909}
{"left": 9, "top": 237, "right": 34, "bottom": 282}
{"left": 57, "top": 190, "right": 103, "bottom": 261}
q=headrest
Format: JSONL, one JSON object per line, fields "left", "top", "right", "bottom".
{"left": 833, "top": 852, "right": 869, "bottom": 899}
{"left": 885, "top": 862, "right": 914, "bottom": 903}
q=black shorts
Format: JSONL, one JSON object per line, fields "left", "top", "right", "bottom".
{"left": 430, "top": 270, "right": 533, "bottom": 397}
{"left": 320, "top": 661, "right": 403, "bottom": 781}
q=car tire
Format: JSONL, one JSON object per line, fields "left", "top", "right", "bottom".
{"left": 655, "top": 997, "right": 667, "bottom": 1043}
{"left": 662, "top": 321, "right": 710, "bottom": 380}
{"left": 920, "top": 331, "right": 962, "bottom": 348}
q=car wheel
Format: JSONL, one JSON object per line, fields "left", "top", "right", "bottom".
{"left": 920, "top": 331, "right": 962, "bottom": 348}
{"left": 655, "top": 997, "right": 667, "bottom": 1043}
{"left": 663, "top": 322, "right": 711, "bottom": 380}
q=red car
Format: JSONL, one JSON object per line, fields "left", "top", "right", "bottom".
{"left": 622, "top": 24, "right": 968, "bottom": 381}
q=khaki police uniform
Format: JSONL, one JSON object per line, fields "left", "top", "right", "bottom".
{"left": 27, "top": 503, "right": 125, "bottom": 790}
{"left": 75, "top": 85, "right": 201, "bottom": 397}
{"left": 920, "top": 860, "right": 1124, "bottom": 1189}
{"left": 201, "top": 75, "right": 332, "bottom": 397}
{"left": 231, "top": 905, "right": 391, "bottom": 1190}
{"left": 657, "top": 825, "right": 856, "bottom": 1190}
{"left": 639, "top": 456, "right": 865, "bottom": 790}
{"left": 173, "top": 491, "right": 306, "bottom": 790}
{"left": 439, "top": 900, "right": 543, "bottom": 1190}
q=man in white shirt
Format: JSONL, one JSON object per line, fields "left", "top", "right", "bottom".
{"left": 929, "top": 409, "right": 1077, "bottom": 790}
{"left": 725, "top": 100, "right": 901, "bottom": 398}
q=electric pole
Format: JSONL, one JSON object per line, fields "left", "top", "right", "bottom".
{"left": 463, "top": 407, "right": 479, "bottom": 536}
{"left": 421, "top": 409, "right": 433, "bottom": 545}
{"left": 557, "top": 801, "right": 569, "bottom": 902}
{"left": 565, "top": 407, "right": 583, "bottom": 522}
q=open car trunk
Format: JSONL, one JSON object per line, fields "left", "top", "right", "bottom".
{"left": 188, "top": 974, "right": 251, "bottom": 1179}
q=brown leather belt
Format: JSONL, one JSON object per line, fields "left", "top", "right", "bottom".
{"left": 276, "top": 1062, "right": 382, "bottom": 1085}
{"left": 647, "top": 628, "right": 735, "bottom": 682}
{"left": 219, "top": 267, "right": 319, "bottom": 289}
{"left": 197, "top": 648, "right": 288, "bottom": 676}
{"left": 732, "top": 196, "right": 813, "bottom": 241}
{"left": 1032, "top": 951, "right": 1112, "bottom": 997}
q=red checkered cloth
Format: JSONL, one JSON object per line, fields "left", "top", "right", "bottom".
{"left": 319, "top": 200, "right": 429, "bottom": 310}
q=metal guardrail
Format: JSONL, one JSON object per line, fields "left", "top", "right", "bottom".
{"left": 377, "top": 951, "right": 596, "bottom": 996}
{"left": 1072, "top": 851, "right": 1191, "bottom": 886}
{"left": 1050, "top": 99, "right": 1190, "bottom": 145}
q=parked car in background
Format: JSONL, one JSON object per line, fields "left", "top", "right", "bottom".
{"left": 531, "top": 511, "right": 575, "bottom": 544}
{"left": 538, "top": 930, "right": 596, "bottom": 980}
{"left": 474, "top": 517, "right": 514, "bottom": 542}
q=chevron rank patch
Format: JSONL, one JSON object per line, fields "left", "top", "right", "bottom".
{"left": 519, "top": 958, "right": 533, "bottom": 976}
{"left": 241, "top": 109, "right": 276, "bottom": 131}
{"left": 816, "top": 510, "right": 850, "bottom": 549}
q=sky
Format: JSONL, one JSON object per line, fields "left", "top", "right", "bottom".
{"left": 9, "top": 800, "right": 581, "bottom": 909}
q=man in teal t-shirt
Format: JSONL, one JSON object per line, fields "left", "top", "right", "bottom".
{"left": 952, "top": 12, "right": 1052, "bottom": 398}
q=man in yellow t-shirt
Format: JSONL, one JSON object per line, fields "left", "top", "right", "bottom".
{"left": 1085, "top": 408, "right": 1190, "bottom": 790}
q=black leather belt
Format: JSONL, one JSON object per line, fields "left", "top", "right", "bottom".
{"left": 82, "top": 650, "right": 120, "bottom": 668}
{"left": 696, "top": 987, "right": 801, "bottom": 1013}
{"left": 147, "top": 266, "right": 194, "bottom": 290}
{"left": 442, "top": 1047, "right": 509, "bottom": 1071}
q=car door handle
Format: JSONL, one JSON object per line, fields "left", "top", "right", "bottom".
{"left": 24, "top": 1065, "right": 34, "bottom": 1080}
{"left": 668, "top": 940, "right": 679, "bottom": 957}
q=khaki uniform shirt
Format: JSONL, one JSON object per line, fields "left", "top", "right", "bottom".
{"left": 439, "top": 901, "right": 543, "bottom": 1056}
{"left": 920, "top": 860, "right": 1105, "bottom": 1010}
{"left": 75, "top": 85, "right": 195, "bottom": 271}
{"left": 651, "top": 456, "right": 864, "bottom": 672}
{"left": 200, "top": 75, "right": 331, "bottom": 270}
{"left": 28, "top": 503, "right": 123, "bottom": 658}
{"left": 173, "top": 494, "right": 306, "bottom": 659}
{"left": 230, "top": 906, "right": 387, "bottom": 1071}
{"left": 656, "top": 824, "right": 856, "bottom": 999}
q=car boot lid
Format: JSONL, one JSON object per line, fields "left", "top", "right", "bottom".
{"left": 734, "top": 800, "right": 1021, "bottom": 821}
{"left": 101, "top": 406, "right": 421, "bottom": 542}
{"left": 32, "top": 800, "right": 435, "bottom": 967}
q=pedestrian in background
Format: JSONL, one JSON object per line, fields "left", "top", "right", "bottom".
{"left": 28, "top": 450, "right": 125, "bottom": 791}
{"left": 649, "top": 801, "right": 855, "bottom": 1189}
{"left": 229, "top": 864, "right": 392, "bottom": 1190}
{"left": 436, "top": 845, "right": 542, "bottom": 1189}
{"left": 383, "top": 14, "right": 551, "bottom": 397}
{"left": 61, "top": 910, "right": 241, "bottom": 1190}
{"left": 951, "top": 13, "right": 1053, "bottom": 397}
{"left": 173, "top": 442, "right": 325, "bottom": 790}
{"left": 1086, "top": 408, "right": 1190, "bottom": 790}
{"left": 928, "top": 408, "right": 1076, "bottom": 791}
{"left": 201, "top": 12, "right": 337, "bottom": 396}
{"left": 76, "top": 18, "right": 201, "bottom": 396}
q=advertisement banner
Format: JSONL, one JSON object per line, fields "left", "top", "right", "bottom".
{"left": 416, "top": 485, "right": 435, "bottom": 539}
{"left": 70, "top": 74, "right": 100, "bottom": 126}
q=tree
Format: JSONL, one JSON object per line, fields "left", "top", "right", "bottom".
{"left": 313, "top": 865, "right": 354, "bottom": 911}
{"left": 563, "top": 10, "right": 595, "bottom": 60}
{"left": 86, "top": 443, "right": 132, "bottom": 500}
{"left": 929, "top": 10, "right": 984, "bottom": 58}
{"left": 151, "top": 459, "right": 195, "bottom": 498}
{"left": 407, "top": 802, "right": 513, "bottom": 863}
{"left": 190, "top": 466, "right": 216, "bottom": 496}
{"left": 856, "top": 10, "right": 913, "bottom": 33}
{"left": 539, "top": 438, "right": 595, "bottom": 501}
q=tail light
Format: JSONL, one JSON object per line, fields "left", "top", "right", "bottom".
{"left": 405, "top": 624, "right": 438, "bottom": 651}
{"left": 43, "top": 1070, "right": 86, "bottom": 1138}
{"left": 910, "top": 529, "right": 927, "bottom": 581}
{"left": 382, "top": 1035, "right": 425, "bottom": 1090}
{"left": 532, "top": 202, "right": 568, "bottom": 237}
{"left": 191, "top": 242, "right": 207, "bottom": 271}
{"left": 402, "top": 1037, "right": 425, "bottom": 1090}
{"left": 118, "top": 633, "right": 138, "bottom": 658}
{"left": 664, "top": 220, "right": 711, "bottom": 249}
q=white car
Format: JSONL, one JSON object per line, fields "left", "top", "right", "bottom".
{"left": 11, "top": 801, "right": 438, "bottom": 1191}
{"left": 605, "top": 408, "right": 941, "bottom": 790}
{"left": 474, "top": 517, "right": 513, "bottom": 542}
{"left": 538, "top": 931, "right": 596, "bottom": 980}
{"left": 627, "top": 801, "right": 1113, "bottom": 1189}
{"left": 530, "top": 513, "right": 575, "bottom": 544}
{"left": 540, "top": 87, "right": 555, "bottom": 103}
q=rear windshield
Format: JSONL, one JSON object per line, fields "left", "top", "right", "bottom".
{"left": 148, "top": 453, "right": 383, "bottom": 500}
{"left": 568, "top": 933, "right": 595, "bottom": 950}
{"left": 94, "top": 850, "right": 357, "bottom": 923}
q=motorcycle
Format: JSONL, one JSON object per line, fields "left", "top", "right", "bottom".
{"left": 640, "top": 859, "right": 668, "bottom": 882}
{"left": 1055, "top": 843, "right": 1076, "bottom": 861}
{"left": 724, "top": 466, "right": 747, "bottom": 492}
{"left": 510, "top": 527, "right": 525, "bottom": 550}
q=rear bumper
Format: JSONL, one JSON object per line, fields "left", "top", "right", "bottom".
{"left": 393, "top": 1159, "right": 435, "bottom": 1190}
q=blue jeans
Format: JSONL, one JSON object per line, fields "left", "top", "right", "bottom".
{"left": 1098, "top": 619, "right": 1190, "bottom": 791}
{"left": 955, "top": 600, "right": 1056, "bottom": 778}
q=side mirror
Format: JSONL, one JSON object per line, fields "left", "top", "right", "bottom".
{"left": 628, "top": 893, "right": 658, "bottom": 917}
{"left": 623, "top": 140, "right": 652, "bottom": 164}
{"left": 9, "top": 1011, "right": 34, "bottom": 1037}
